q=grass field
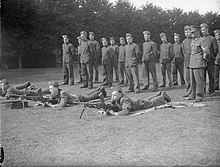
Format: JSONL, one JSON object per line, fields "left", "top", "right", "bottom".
{"left": 1, "top": 63, "right": 220, "bottom": 166}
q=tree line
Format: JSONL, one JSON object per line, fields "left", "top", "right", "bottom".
{"left": 1, "top": 0, "right": 220, "bottom": 69}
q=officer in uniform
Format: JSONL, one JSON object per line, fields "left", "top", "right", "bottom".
{"left": 159, "top": 32, "right": 174, "bottom": 87}
{"left": 214, "top": 29, "right": 220, "bottom": 90}
{"left": 118, "top": 37, "right": 128, "bottom": 85}
{"left": 110, "top": 37, "right": 119, "bottom": 82}
{"left": 182, "top": 25, "right": 192, "bottom": 97}
{"left": 104, "top": 87, "right": 171, "bottom": 116}
{"left": 125, "top": 33, "right": 141, "bottom": 93}
{"left": 77, "top": 36, "right": 82, "bottom": 83}
{"left": 172, "top": 33, "right": 185, "bottom": 85}
{"left": 101, "top": 38, "right": 113, "bottom": 87}
{"left": 89, "top": 32, "right": 101, "bottom": 83}
{"left": 200, "top": 23, "right": 219, "bottom": 96}
{"left": 80, "top": 31, "right": 94, "bottom": 89}
{"left": 185, "top": 25, "right": 206, "bottom": 102}
{"left": 61, "top": 35, "right": 75, "bottom": 85}
{"left": 141, "top": 31, "right": 159, "bottom": 91}
{"left": 45, "top": 81, "right": 107, "bottom": 108}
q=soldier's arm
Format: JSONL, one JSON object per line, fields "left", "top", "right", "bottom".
{"left": 52, "top": 91, "right": 68, "bottom": 108}
{"left": 96, "top": 42, "right": 101, "bottom": 58}
{"left": 108, "top": 99, "right": 131, "bottom": 116}
{"left": 135, "top": 44, "right": 142, "bottom": 61}
{"left": 169, "top": 44, "right": 174, "bottom": 60}
{"left": 152, "top": 42, "right": 159, "bottom": 60}
{"left": 70, "top": 44, "right": 75, "bottom": 59}
{"left": 212, "top": 38, "right": 219, "bottom": 57}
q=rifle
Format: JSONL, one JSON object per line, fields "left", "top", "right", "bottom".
{"left": 75, "top": 93, "right": 110, "bottom": 119}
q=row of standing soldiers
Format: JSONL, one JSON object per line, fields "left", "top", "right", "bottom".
{"left": 61, "top": 23, "right": 220, "bottom": 102}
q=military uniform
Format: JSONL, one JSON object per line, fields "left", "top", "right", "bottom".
{"left": 125, "top": 34, "right": 141, "bottom": 92}
{"left": 159, "top": 33, "right": 174, "bottom": 87}
{"left": 182, "top": 26, "right": 192, "bottom": 96}
{"left": 108, "top": 91, "right": 170, "bottom": 116}
{"left": 89, "top": 32, "right": 101, "bottom": 82}
{"left": 62, "top": 35, "right": 75, "bottom": 85}
{"left": 200, "top": 24, "right": 219, "bottom": 94}
{"left": 110, "top": 37, "right": 119, "bottom": 82}
{"left": 172, "top": 34, "right": 185, "bottom": 85}
{"left": 118, "top": 37, "right": 128, "bottom": 84}
{"left": 214, "top": 29, "right": 220, "bottom": 90}
{"left": 188, "top": 26, "right": 206, "bottom": 101}
{"left": 142, "top": 31, "right": 158, "bottom": 91}
{"left": 101, "top": 38, "right": 113, "bottom": 86}
{"left": 80, "top": 31, "right": 94, "bottom": 89}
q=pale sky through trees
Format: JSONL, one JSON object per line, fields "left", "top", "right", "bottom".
{"left": 110, "top": 0, "right": 220, "bottom": 14}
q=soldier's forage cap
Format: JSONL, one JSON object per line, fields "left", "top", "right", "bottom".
{"left": 200, "top": 23, "right": 208, "bottom": 29}
{"left": 101, "top": 37, "right": 107, "bottom": 42}
{"left": 49, "top": 81, "right": 59, "bottom": 88}
{"left": 62, "top": 35, "right": 68, "bottom": 39}
{"left": 190, "top": 25, "right": 200, "bottom": 33}
{"left": 77, "top": 36, "right": 82, "bottom": 40}
{"left": 184, "top": 25, "right": 191, "bottom": 31}
{"left": 159, "top": 32, "right": 166, "bottom": 37}
{"left": 80, "top": 31, "right": 87, "bottom": 36}
{"left": 143, "top": 31, "right": 151, "bottom": 35}
{"left": 214, "top": 29, "right": 220, "bottom": 35}
{"left": 126, "top": 33, "right": 132, "bottom": 37}
{"left": 174, "top": 33, "right": 180, "bottom": 37}
{"left": 89, "top": 31, "right": 95, "bottom": 36}
{"left": 0, "top": 79, "right": 9, "bottom": 85}
{"left": 110, "top": 37, "right": 115, "bottom": 41}
{"left": 111, "top": 86, "right": 122, "bottom": 93}
{"left": 119, "top": 37, "right": 125, "bottom": 41}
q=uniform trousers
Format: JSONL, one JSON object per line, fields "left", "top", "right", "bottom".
{"left": 204, "top": 62, "right": 215, "bottom": 94}
{"left": 189, "top": 68, "right": 205, "bottom": 100}
{"left": 63, "top": 62, "right": 74, "bottom": 84}
{"left": 113, "top": 60, "right": 119, "bottom": 81}
{"left": 125, "top": 65, "right": 140, "bottom": 91}
{"left": 160, "top": 62, "right": 172, "bottom": 86}
{"left": 184, "top": 66, "right": 191, "bottom": 96}
{"left": 78, "top": 56, "right": 82, "bottom": 82}
{"left": 81, "top": 62, "right": 93, "bottom": 87}
{"left": 93, "top": 57, "right": 99, "bottom": 82}
{"left": 142, "top": 60, "right": 158, "bottom": 89}
{"left": 102, "top": 64, "right": 113, "bottom": 85}
{"left": 215, "top": 64, "right": 220, "bottom": 89}
{"left": 118, "top": 61, "right": 128, "bottom": 83}
{"left": 172, "top": 62, "right": 185, "bottom": 85}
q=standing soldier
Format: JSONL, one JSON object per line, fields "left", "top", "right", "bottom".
{"left": 77, "top": 36, "right": 82, "bottom": 83}
{"left": 118, "top": 37, "right": 127, "bottom": 85}
{"left": 159, "top": 32, "right": 174, "bottom": 88}
{"left": 185, "top": 25, "right": 206, "bottom": 102}
{"left": 61, "top": 35, "right": 75, "bottom": 86}
{"left": 89, "top": 32, "right": 101, "bottom": 83}
{"left": 182, "top": 25, "right": 192, "bottom": 97}
{"left": 101, "top": 38, "right": 113, "bottom": 87}
{"left": 110, "top": 37, "right": 119, "bottom": 82}
{"left": 200, "top": 23, "right": 219, "bottom": 96}
{"left": 214, "top": 29, "right": 220, "bottom": 90}
{"left": 141, "top": 31, "right": 159, "bottom": 92}
{"left": 172, "top": 33, "right": 185, "bottom": 86}
{"left": 125, "top": 33, "right": 141, "bottom": 93}
{"left": 80, "top": 31, "right": 94, "bottom": 89}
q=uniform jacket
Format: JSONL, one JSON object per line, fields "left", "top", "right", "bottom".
{"left": 118, "top": 45, "right": 126, "bottom": 62}
{"left": 80, "top": 40, "right": 94, "bottom": 64}
{"left": 182, "top": 37, "right": 192, "bottom": 67}
{"left": 159, "top": 41, "right": 174, "bottom": 63}
{"left": 102, "top": 46, "right": 113, "bottom": 65}
{"left": 201, "top": 34, "right": 219, "bottom": 63}
{"left": 125, "top": 43, "right": 141, "bottom": 67}
{"left": 172, "top": 42, "right": 184, "bottom": 63}
{"left": 189, "top": 37, "right": 207, "bottom": 68}
{"left": 142, "top": 40, "right": 158, "bottom": 62}
{"left": 89, "top": 40, "right": 101, "bottom": 59}
{"left": 62, "top": 43, "right": 75, "bottom": 63}
{"left": 110, "top": 44, "right": 119, "bottom": 63}
{"left": 215, "top": 40, "right": 220, "bottom": 65}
